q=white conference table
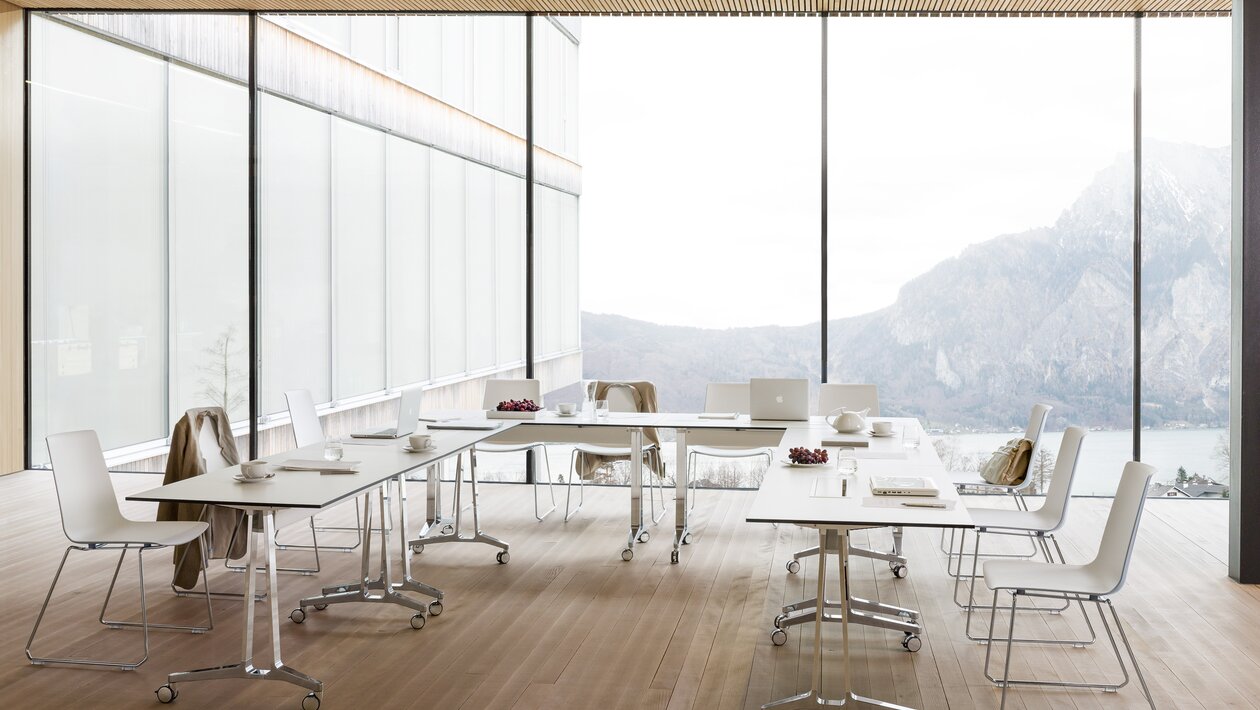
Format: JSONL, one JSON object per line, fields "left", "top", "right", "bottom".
{"left": 127, "top": 424, "right": 517, "bottom": 708}
{"left": 746, "top": 417, "right": 973, "bottom": 710}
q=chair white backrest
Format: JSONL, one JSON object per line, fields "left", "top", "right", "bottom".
{"left": 45, "top": 430, "right": 130, "bottom": 544}
{"left": 191, "top": 410, "right": 236, "bottom": 472}
{"left": 1025, "top": 403, "right": 1053, "bottom": 454}
{"left": 1086, "top": 461, "right": 1156, "bottom": 596}
{"left": 285, "top": 390, "right": 324, "bottom": 448}
{"left": 1037, "top": 426, "right": 1087, "bottom": 531}
{"left": 482, "top": 379, "right": 542, "bottom": 410}
{"left": 605, "top": 383, "right": 640, "bottom": 413}
{"left": 704, "top": 383, "right": 750, "bottom": 414}
{"left": 816, "top": 383, "right": 880, "bottom": 417}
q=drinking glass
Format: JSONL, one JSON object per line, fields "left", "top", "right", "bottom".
{"left": 836, "top": 448, "right": 858, "bottom": 476}
{"left": 595, "top": 400, "right": 610, "bottom": 418}
{"left": 902, "top": 426, "right": 921, "bottom": 450}
{"left": 323, "top": 437, "right": 344, "bottom": 461}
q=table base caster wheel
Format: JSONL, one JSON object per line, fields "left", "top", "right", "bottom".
{"left": 671, "top": 550, "right": 679, "bottom": 564}
{"left": 290, "top": 608, "right": 306, "bottom": 624}
{"left": 441, "top": 524, "right": 454, "bottom": 535}
{"left": 773, "top": 613, "right": 788, "bottom": 629}
{"left": 682, "top": 533, "right": 693, "bottom": 545}
{"left": 771, "top": 628, "right": 787, "bottom": 646}
{"left": 428, "top": 600, "right": 443, "bottom": 616}
{"left": 314, "top": 604, "right": 328, "bottom": 611}
{"left": 411, "top": 544, "right": 424, "bottom": 554}
{"left": 410, "top": 613, "right": 426, "bottom": 630}
{"left": 302, "top": 692, "right": 321, "bottom": 710}
{"left": 496, "top": 551, "right": 510, "bottom": 564}
{"left": 621, "top": 548, "right": 634, "bottom": 562}
{"left": 891, "top": 563, "right": 908, "bottom": 579}
{"left": 155, "top": 684, "right": 178, "bottom": 703}
{"left": 786, "top": 559, "right": 800, "bottom": 575}
{"left": 902, "top": 633, "right": 922, "bottom": 653}
{"left": 637, "top": 530, "right": 650, "bottom": 543}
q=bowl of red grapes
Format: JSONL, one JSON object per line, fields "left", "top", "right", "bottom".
{"left": 787, "top": 447, "right": 830, "bottom": 466}
{"left": 496, "top": 399, "right": 541, "bottom": 412}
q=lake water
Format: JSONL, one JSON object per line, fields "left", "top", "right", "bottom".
{"left": 943, "top": 428, "right": 1228, "bottom": 496}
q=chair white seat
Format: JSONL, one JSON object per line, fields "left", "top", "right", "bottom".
{"left": 84, "top": 519, "right": 209, "bottom": 547}
{"left": 983, "top": 559, "right": 1117, "bottom": 597}
{"left": 476, "top": 441, "right": 544, "bottom": 454}
{"left": 691, "top": 444, "right": 772, "bottom": 459}
{"left": 574, "top": 442, "right": 658, "bottom": 458}
{"left": 967, "top": 506, "right": 1063, "bottom": 533}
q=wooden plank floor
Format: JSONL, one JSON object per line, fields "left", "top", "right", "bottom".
{"left": 0, "top": 469, "right": 1254, "bottom": 709}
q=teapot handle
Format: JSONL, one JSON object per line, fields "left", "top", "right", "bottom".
{"left": 825, "top": 407, "right": 848, "bottom": 426}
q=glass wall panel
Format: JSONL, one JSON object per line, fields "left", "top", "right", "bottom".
{"left": 827, "top": 17, "right": 1135, "bottom": 495}
{"left": 332, "top": 118, "right": 387, "bottom": 400}
{"left": 169, "top": 66, "right": 249, "bottom": 423}
{"left": 563, "top": 16, "right": 820, "bottom": 420}
{"left": 466, "top": 162, "right": 497, "bottom": 371}
{"left": 430, "top": 150, "right": 468, "bottom": 378}
{"left": 261, "top": 94, "right": 333, "bottom": 415}
{"left": 387, "top": 136, "right": 431, "bottom": 387}
{"left": 1140, "top": 17, "right": 1232, "bottom": 496}
{"left": 495, "top": 174, "right": 526, "bottom": 365}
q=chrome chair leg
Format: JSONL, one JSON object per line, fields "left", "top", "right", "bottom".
{"left": 565, "top": 448, "right": 585, "bottom": 522}
{"left": 533, "top": 446, "right": 557, "bottom": 522}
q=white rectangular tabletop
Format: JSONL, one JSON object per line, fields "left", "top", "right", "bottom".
{"left": 746, "top": 417, "right": 974, "bottom": 530}
{"left": 126, "top": 425, "right": 516, "bottom": 510}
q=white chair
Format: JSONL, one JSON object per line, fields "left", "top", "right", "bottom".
{"left": 980, "top": 462, "right": 1156, "bottom": 709}
{"left": 27, "top": 431, "right": 214, "bottom": 670}
{"left": 958, "top": 428, "right": 1093, "bottom": 640}
{"left": 789, "top": 384, "right": 910, "bottom": 578}
{"left": 942, "top": 402, "right": 1053, "bottom": 570}
{"left": 475, "top": 378, "right": 557, "bottom": 521}
{"left": 565, "top": 383, "right": 665, "bottom": 523}
{"left": 686, "top": 383, "right": 772, "bottom": 508}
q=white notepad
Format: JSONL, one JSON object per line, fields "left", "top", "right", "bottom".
{"left": 279, "top": 459, "right": 361, "bottom": 474}
{"left": 698, "top": 412, "right": 740, "bottom": 420}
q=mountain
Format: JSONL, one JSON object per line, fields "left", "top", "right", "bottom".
{"left": 581, "top": 141, "right": 1231, "bottom": 432}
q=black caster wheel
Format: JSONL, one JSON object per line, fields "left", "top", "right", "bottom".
{"left": 671, "top": 550, "right": 679, "bottom": 564}
{"left": 441, "top": 524, "right": 454, "bottom": 535}
{"left": 290, "top": 608, "right": 306, "bottom": 624}
{"left": 771, "top": 628, "right": 788, "bottom": 646}
{"left": 773, "top": 613, "right": 788, "bottom": 629}
{"left": 891, "top": 564, "right": 907, "bottom": 579}
{"left": 638, "top": 530, "right": 650, "bottom": 543}
{"left": 410, "top": 613, "right": 426, "bottom": 630}
{"left": 786, "top": 559, "right": 801, "bottom": 575}
{"left": 902, "top": 634, "right": 922, "bottom": 653}
{"left": 621, "top": 548, "right": 634, "bottom": 562}
{"left": 682, "top": 533, "right": 693, "bottom": 545}
{"left": 314, "top": 604, "right": 328, "bottom": 611}
{"left": 496, "top": 551, "right": 510, "bottom": 564}
{"left": 428, "top": 600, "right": 444, "bottom": 616}
{"left": 302, "top": 692, "right": 321, "bottom": 710}
{"left": 155, "top": 684, "right": 178, "bottom": 703}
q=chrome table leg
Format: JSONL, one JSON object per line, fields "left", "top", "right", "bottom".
{"left": 672, "top": 429, "right": 691, "bottom": 565}
{"left": 623, "top": 428, "right": 646, "bottom": 561}
{"left": 409, "top": 452, "right": 510, "bottom": 563}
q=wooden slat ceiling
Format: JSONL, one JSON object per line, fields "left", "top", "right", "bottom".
{"left": 3, "top": 0, "right": 1233, "bottom": 16}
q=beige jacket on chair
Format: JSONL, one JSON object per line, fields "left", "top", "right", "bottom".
{"left": 574, "top": 380, "right": 667, "bottom": 481}
{"left": 158, "top": 407, "right": 247, "bottom": 589}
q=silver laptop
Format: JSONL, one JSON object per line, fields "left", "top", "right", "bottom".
{"left": 870, "top": 476, "right": 940, "bottom": 497}
{"left": 749, "top": 378, "right": 809, "bottom": 421}
{"left": 351, "top": 386, "right": 423, "bottom": 439}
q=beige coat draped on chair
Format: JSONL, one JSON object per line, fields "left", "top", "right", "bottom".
{"left": 574, "top": 380, "right": 667, "bottom": 481}
{"left": 158, "top": 407, "right": 247, "bottom": 589}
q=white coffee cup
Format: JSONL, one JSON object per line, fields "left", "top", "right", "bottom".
{"left": 408, "top": 433, "right": 433, "bottom": 450}
{"left": 557, "top": 403, "right": 576, "bottom": 415}
{"left": 241, "top": 460, "right": 269, "bottom": 479}
{"left": 872, "top": 421, "right": 894, "bottom": 436}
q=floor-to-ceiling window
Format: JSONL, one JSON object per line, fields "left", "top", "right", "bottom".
{"left": 1139, "top": 16, "right": 1232, "bottom": 495}
{"left": 29, "top": 13, "right": 249, "bottom": 468}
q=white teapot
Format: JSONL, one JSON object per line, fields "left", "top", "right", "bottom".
{"left": 826, "top": 407, "right": 869, "bottom": 434}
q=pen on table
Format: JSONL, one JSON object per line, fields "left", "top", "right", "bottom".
{"left": 900, "top": 501, "right": 947, "bottom": 509}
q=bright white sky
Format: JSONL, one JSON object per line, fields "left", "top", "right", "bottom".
{"left": 576, "top": 16, "right": 1231, "bottom": 328}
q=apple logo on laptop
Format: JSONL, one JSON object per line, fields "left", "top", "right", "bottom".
{"left": 776, "top": 395, "right": 784, "bottom": 403}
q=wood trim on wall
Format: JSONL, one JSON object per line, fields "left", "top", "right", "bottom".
{"left": 0, "top": 1, "right": 24, "bottom": 476}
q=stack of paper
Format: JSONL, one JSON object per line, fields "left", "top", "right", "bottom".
{"left": 279, "top": 459, "right": 361, "bottom": 474}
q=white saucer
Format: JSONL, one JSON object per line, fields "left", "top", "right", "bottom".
{"left": 867, "top": 430, "right": 897, "bottom": 438}
{"left": 552, "top": 411, "right": 579, "bottom": 417}
{"left": 233, "top": 473, "right": 273, "bottom": 483}
{"left": 781, "top": 459, "right": 831, "bottom": 468}
{"left": 403, "top": 444, "right": 438, "bottom": 453}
